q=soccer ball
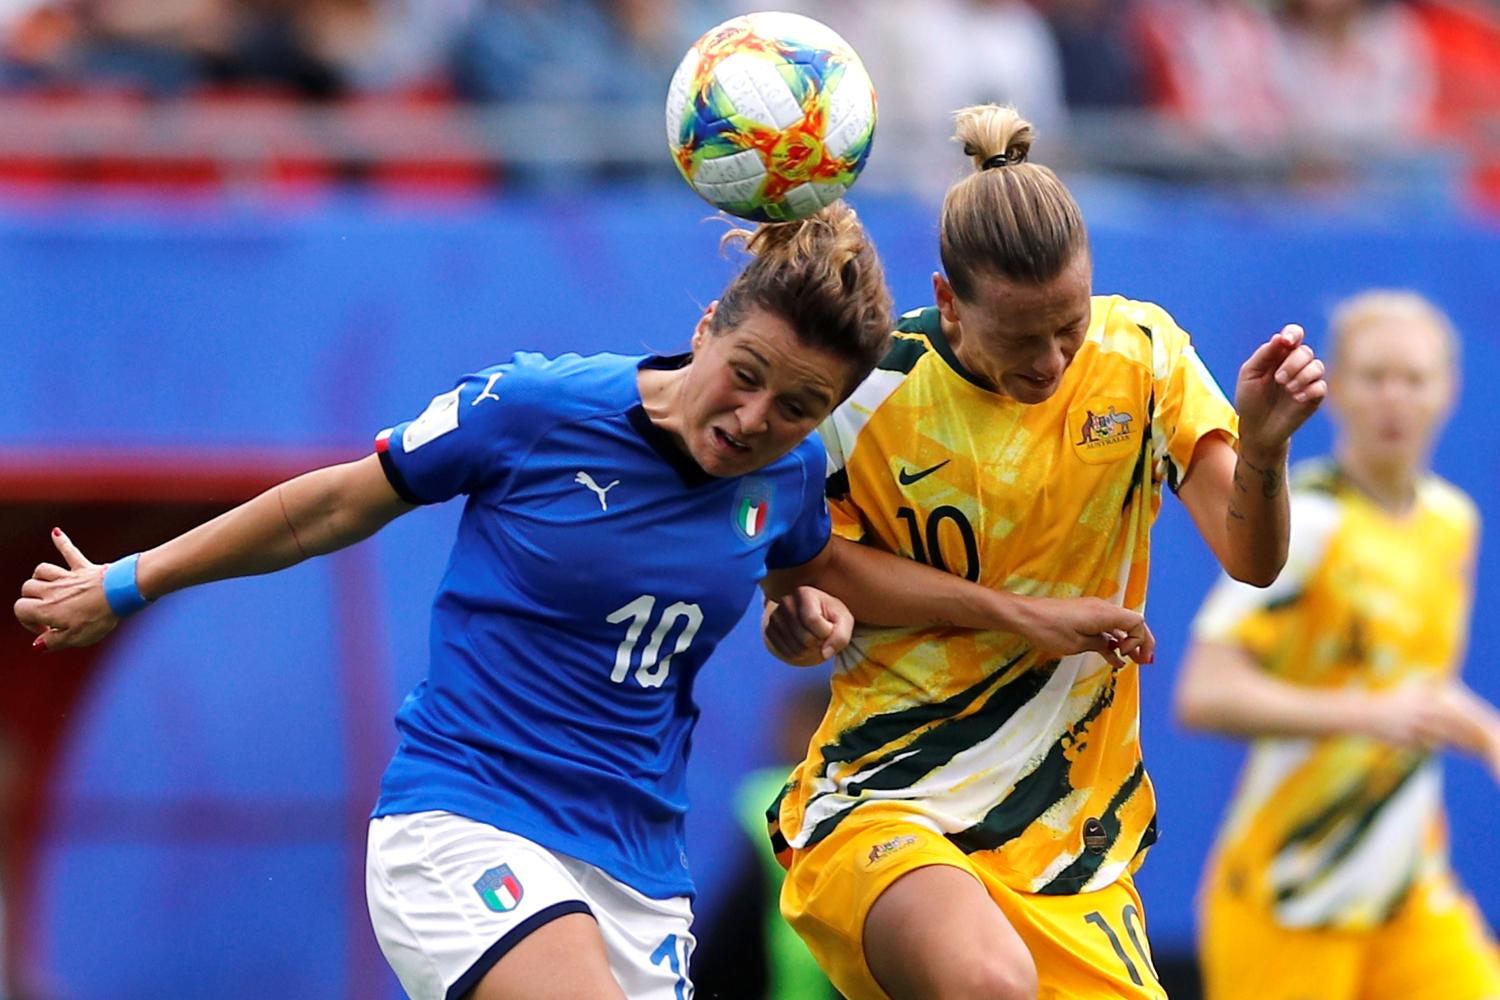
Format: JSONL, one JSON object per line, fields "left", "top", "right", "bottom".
{"left": 665, "top": 11, "right": 876, "bottom": 222}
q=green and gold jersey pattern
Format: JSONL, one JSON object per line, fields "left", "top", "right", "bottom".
{"left": 1192, "top": 461, "right": 1479, "bottom": 929}
{"left": 773, "top": 296, "right": 1239, "bottom": 895}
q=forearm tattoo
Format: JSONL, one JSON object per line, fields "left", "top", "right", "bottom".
{"left": 1229, "top": 455, "right": 1285, "bottom": 523}
{"left": 1237, "top": 456, "right": 1284, "bottom": 500}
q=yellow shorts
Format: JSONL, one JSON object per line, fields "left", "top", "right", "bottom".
{"left": 1201, "top": 868, "right": 1500, "bottom": 1000}
{"left": 780, "top": 810, "right": 1166, "bottom": 1000}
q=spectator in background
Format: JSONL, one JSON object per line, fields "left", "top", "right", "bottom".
{"left": 0, "top": 0, "right": 232, "bottom": 94}
{"left": 1409, "top": 0, "right": 1500, "bottom": 212}
{"left": 1036, "top": 0, "right": 1148, "bottom": 110}
{"left": 451, "top": 0, "right": 696, "bottom": 106}
{"left": 1177, "top": 290, "right": 1500, "bottom": 1000}
{"left": 1139, "top": 0, "right": 1438, "bottom": 163}
{"left": 218, "top": 0, "right": 474, "bottom": 99}
{"left": 448, "top": 0, "right": 708, "bottom": 185}
{"left": 1270, "top": 0, "right": 1435, "bottom": 150}
{"left": 768, "top": 0, "right": 1067, "bottom": 194}
{"left": 0, "top": 0, "right": 471, "bottom": 98}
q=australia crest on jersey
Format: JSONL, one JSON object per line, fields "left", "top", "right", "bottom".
{"left": 473, "top": 863, "right": 524, "bottom": 913}
{"left": 732, "top": 478, "right": 774, "bottom": 542}
{"left": 1069, "top": 396, "right": 1138, "bottom": 464}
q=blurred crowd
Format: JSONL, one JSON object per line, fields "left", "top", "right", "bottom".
{"left": 0, "top": 0, "right": 1495, "bottom": 201}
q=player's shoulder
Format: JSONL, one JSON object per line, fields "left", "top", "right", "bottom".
{"left": 1086, "top": 295, "right": 1188, "bottom": 359}
{"left": 1287, "top": 459, "right": 1346, "bottom": 528}
{"left": 1418, "top": 474, "right": 1480, "bottom": 533}
{"left": 774, "top": 431, "right": 828, "bottom": 486}
{"left": 449, "top": 351, "right": 643, "bottom": 429}
{"left": 1290, "top": 457, "right": 1343, "bottom": 497}
{"left": 492, "top": 350, "right": 640, "bottom": 402}
{"left": 886, "top": 308, "right": 940, "bottom": 372}
{"left": 826, "top": 309, "right": 935, "bottom": 437}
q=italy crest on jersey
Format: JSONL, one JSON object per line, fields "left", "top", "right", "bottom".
{"left": 732, "top": 478, "right": 774, "bottom": 541}
{"left": 473, "top": 864, "right": 524, "bottom": 913}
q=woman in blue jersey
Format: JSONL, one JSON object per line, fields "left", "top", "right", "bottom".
{"left": 15, "top": 203, "right": 1152, "bottom": 1000}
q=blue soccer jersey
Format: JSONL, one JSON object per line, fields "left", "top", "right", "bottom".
{"left": 371, "top": 351, "right": 830, "bottom": 899}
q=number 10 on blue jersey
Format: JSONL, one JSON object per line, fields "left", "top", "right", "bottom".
{"left": 607, "top": 595, "right": 704, "bottom": 688}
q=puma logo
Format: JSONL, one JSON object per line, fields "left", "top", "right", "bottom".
{"left": 574, "top": 471, "right": 620, "bottom": 511}
{"left": 472, "top": 372, "right": 504, "bottom": 406}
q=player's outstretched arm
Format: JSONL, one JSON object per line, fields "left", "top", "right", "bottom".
{"left": 1177, "top": 638, "right": 1489, "bottom": 753}
{"left": 15, "top": 454, "right": 412, "bottom": 651}
{"left": 762, "top": 536, "right": 1154, "bottom": 668}
{"left": 1179, "top": 325, "right": 1327, "bottom": 587}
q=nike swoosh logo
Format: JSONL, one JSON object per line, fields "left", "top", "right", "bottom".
{"left": 898, "top": 460, "right": 950, "bottom": 485}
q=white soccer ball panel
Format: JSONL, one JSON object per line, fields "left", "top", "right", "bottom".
{"left": 695, "top": 173, "right": 766, "bottom": 206}
{"left": 744, "top": 11, "right": 854, "bottom": 56}
{"left": 822, "top": 60, "right": 875, "bottom": 159}
{"left": 781, "top": 181, "right": 848, "bottom": 219}
{"left": 665, "top": 47, "right": 700, "bottom": 142}
{"left": 693, "top": 148, "right": 767, "bottom": 185}
{"left": 715, "top": 51, "right": 803, "bottom": 130}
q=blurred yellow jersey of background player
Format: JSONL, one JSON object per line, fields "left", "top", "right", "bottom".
{"left": 1190, "top": 461, "right": 1500, "bottom": 1000}
{"left": 1194, "top": 461, "right": 1477, "bottom": 928}
{"left": 773, "top": 294, "right": 1239, "bottom": 895}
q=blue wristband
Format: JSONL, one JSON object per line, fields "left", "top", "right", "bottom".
{"left": 102, "top": 553, "right": 152, "bottom": 618}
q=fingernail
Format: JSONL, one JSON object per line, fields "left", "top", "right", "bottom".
{"left": 52, "top": 527, "right": 61, "bottom": 537}
{"left": 32, "top": 636, "right": 46, "bottom": 650}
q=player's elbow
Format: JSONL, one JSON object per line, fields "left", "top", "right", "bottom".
{"left": 1222, "top": 534, "right": 1289, "bottom": 588}
{"left": 1222, "top": 552, "right": 1284, "bottom": 589}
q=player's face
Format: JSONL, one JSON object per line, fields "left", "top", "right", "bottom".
{"left": 684, "top": 305, "right": 850, "bottom": 477}
{"left": 934, "top": 253, "right": 1092, "bottom": 405}
{"left": 1329, "top": 316, "right": 1454, "bottom": 472}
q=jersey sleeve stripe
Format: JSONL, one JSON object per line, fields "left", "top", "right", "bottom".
{"left": 376, "top": 443, "right": 428, "bottom": 506}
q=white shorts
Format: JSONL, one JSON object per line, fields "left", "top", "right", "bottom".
{"left": 366, "top": 811, "right": 695, "bottom": 1000}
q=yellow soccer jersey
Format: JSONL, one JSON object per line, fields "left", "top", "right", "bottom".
{"left": 774, "top": 296, "right": 1240, "bottom": 895}
{"left": 1192, "top": 461, "right": 1480, "bottom": 929}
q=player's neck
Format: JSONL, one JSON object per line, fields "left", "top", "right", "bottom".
{"left": 637, "top": 364, "right": 689, "bottom": 442}
{"left": 940, "top": 315, "right": 1003, "bottom": 395}
{"left": 1336, "top": 448, "right": 1421, "bottom": 515}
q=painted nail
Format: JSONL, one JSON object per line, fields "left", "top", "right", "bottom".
{"left": 32, "top": 636, "right": 46, "bottom": 650}
{"left": 52, "top": 527, "right": 61, "bottom": 537}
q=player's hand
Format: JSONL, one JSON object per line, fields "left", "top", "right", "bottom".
{"left": 762, "top": 586, "right": 853, "bottom": 667}
{"left": 1235, "top": 325, "right": 1327, "bottom": 457}
{"left": 1011, "top": 597, "right": 1154, "bottom": 668}
{"left": 1356, "top": 682, "right": 1465, "bottom": 751}
{"left": 13, "top": 528, "right": 118, "bottom": 651}
{"left": 1428, "top": 685, "right": 1500, "bottom": 784}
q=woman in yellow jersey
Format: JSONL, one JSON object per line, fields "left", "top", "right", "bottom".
{"left": 1177, "top": 290, "right": 1500, "bottom": 1000}
{"left": 759, "top": 103, "right": 1328, "bottom": 1000}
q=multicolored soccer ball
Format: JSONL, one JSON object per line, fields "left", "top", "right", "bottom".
{"left": 665, "top": 12, "right": 876, "bottom": 222}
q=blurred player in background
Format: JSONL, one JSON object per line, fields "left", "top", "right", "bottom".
{"left": 762, "top": 103, "right": 1327, "bottom": 1000}
{"left": 1177, "top": 289, "right": 1500, "bottom": 1000}
{"left": 14, "top": 201, "right": 1150, "bottom": 1000}
{"left": 692, "top": 682, "right": 842, "bottom": 999}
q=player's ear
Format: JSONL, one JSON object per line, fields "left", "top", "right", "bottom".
{"left": 933, "top": 274, "right": 959, "bottom": 324}
{"left": 692, "top": 301, "right": 718, "bottom": 352}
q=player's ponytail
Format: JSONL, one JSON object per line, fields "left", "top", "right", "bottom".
{"left": 941, "top": 104, "right": 1089, "bottom": 297}
{"left": 714, "top": 202, "right": 892, "bottom": 398}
